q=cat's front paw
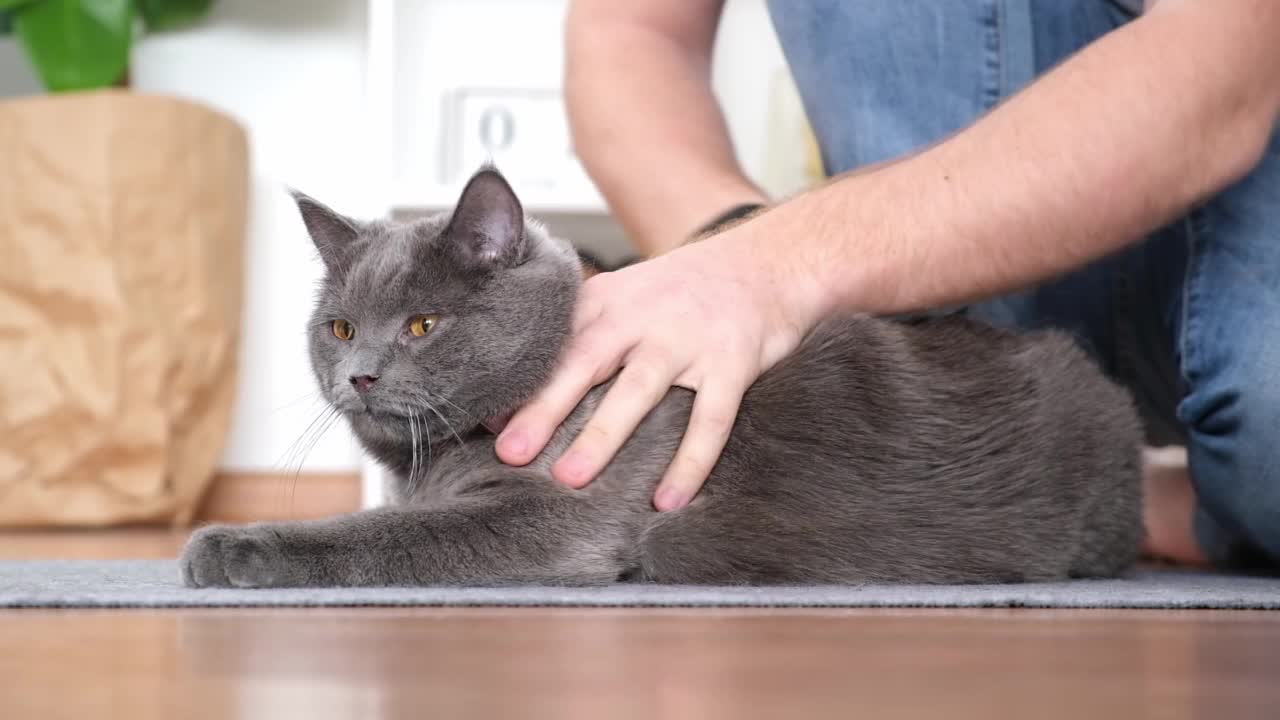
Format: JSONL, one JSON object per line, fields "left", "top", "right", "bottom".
{"left": 180, "top": 524, "right": 293, "bottom": 589}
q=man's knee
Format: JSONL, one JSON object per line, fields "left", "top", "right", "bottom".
{"left": 1180, "top": 355, "right": 1280, "bottom": 565}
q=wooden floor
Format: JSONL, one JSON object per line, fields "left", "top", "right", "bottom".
{"left": 2, "top": 530, "right": 1278, "bottom": 719}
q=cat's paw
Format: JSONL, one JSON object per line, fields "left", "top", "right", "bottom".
{"left": 180, "top": 524, "right": 292, "bottom": 589}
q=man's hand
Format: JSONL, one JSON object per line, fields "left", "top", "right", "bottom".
{"left": 494, "top": 227, "right": 819, "bottom": 510}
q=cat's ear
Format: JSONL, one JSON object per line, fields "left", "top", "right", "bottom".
{"left": 445, "top": 167, "right": 526, "bottom": 268}
{"left": 290, "top": 189, "right": 360, "bottom": 272}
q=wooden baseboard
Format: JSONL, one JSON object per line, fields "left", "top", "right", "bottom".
{"left": 196, "top": 472, "right": 362, "bottom": 523}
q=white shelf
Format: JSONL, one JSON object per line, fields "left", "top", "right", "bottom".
{"left": 367, "top": 0, "right": 602, "bottom": 220}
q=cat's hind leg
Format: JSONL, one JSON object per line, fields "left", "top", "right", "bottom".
{"left": 635, "top": 498, "right": 862, "bottom": 584}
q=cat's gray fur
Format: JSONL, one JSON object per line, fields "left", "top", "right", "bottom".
{"left": 182, "top": 168, "right": 1143, "bottom": 588}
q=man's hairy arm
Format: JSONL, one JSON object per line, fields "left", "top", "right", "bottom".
{"left": 565, "top": 0, "right": 765, "bottom": 255}
{"left": 762, "top": 0, "right": 1280, "bottom": 322}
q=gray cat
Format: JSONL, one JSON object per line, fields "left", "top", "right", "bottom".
{"left": 181, "top": 167, "right": 1143, "bottom": 588}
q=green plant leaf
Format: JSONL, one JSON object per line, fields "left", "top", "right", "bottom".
{"left": 0, "top": 0, "right": 31, "bottom": 33}
{"left": 14, "top": 0, "right": 134, "bottom": 91}
{"left": 139, "top": 0, "right": 211, "bottom": 32}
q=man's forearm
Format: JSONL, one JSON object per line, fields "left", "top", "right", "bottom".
{"left": 566, "top": 1, "right": 765, "bottom": 255}
{"left": 750, "top": 0, "right": 1280, "bottom": 322}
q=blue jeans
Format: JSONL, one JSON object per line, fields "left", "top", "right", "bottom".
{"left": 768, "top": 0, "right": 1280, "bottom": 569}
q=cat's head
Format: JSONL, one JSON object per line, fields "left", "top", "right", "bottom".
{"left": 293, "top": 167, "right": 581, "bottom": 457}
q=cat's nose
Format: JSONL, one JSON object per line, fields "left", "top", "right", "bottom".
{"left": 349, "top": 375, "right": 380, "bottom": 394}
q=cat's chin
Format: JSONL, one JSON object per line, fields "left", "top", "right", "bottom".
{"left": 343, "top": 408, "right": 413, "bottom": 448}
{"left": 349, "top": 407, "right": 408, "bottom": 427}
{"left": 329, "top": 402, "right": 397, "bottom": 431}
{"left": 327, "top": 396, "right": 400, "bottom": 422}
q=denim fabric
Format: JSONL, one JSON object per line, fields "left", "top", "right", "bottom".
{"left": 768, "top": 0, "right": 1280, "bottom": 568}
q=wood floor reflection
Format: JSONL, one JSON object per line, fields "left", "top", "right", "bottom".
{"left": 2, "top": 530, "right": 1277, "bottom": 719}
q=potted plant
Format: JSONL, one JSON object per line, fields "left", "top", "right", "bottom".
{"left": 0, "top": 0, "right": 216, "bottom": 89}
{"left": 0, "top": 0, "right": 250, "bottom": 528}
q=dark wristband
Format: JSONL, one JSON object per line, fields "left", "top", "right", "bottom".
{"left": 692, "top": 202, "right": 766, "bottom": 238}
{"left": 579, "top": 202, "right": 766, "bottom": 274}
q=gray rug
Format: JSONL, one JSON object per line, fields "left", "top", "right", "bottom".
{"left": 1, "top": 560, "right": 1278, "bottom": 609}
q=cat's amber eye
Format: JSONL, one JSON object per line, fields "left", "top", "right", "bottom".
{"left": 332, "top": 319, "right": 354, "bottom": 341}
{"left": 408, "top": 314, "right": 440, "bottom": 337}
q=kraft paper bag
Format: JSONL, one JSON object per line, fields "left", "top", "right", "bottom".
{"left": 0, "top": 90, "right": 248, "bottom": 527}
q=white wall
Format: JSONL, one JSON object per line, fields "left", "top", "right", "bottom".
{"left": 132, "top": 0, "right": 373, "bottom": 473}
{"left": 713, "top": 1, "right": 805, "bottom": 196}
{"left": 2, "top": 0, "right": 801, "bottom": 475}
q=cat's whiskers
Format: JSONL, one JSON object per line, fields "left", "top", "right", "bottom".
{"left": 413, "top": 410, "right": 423, "bottom": 498}
{"left": 423, "top": 400, "right": 466, "bottom": 447}
{"left": 404, "top": 407, "right": 414, "bottom": 497}
{"left": 276, "top": 404, "right": 333, "bottom": 475}
{"left": 438, "top": 395, "right": 509, "bottom": 434}
{"left": 403, "top": 405, "right": 417, "bottom": 497}
{"left": 285, "top": 405, "right": 342, "bottom": 514}
{"left": 422, "top": 409, "right": 433, "bottom": 487}
{"left": 269, "top": 390, "right": 324, "bottom": 415}
{"left": 437, "top": 395, "right": 482, "bottom": 427}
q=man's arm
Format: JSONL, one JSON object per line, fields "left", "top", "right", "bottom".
{"left": 500, "top": 0, "right": 1280, "bottom": 510}
{"left": 764, "top": 0, "right": 1280, "bottom": 324}
{"left": 565, "top": 0, "right": 766, "bottom": 255}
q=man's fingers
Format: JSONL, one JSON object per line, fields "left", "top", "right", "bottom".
{"left": 551, "top": 353, "right": 679, "bottom": 488}
{"left": 653, "top": 375, "right": 747, "bottom": 511}
{"left": 495, "top": 322, "right": 627, "bottom": 466}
